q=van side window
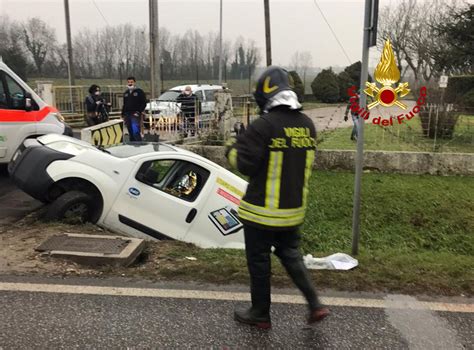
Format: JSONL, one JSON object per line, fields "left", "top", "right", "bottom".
{"left": 204, "top": 90, "right": 215, "bottom": 102}
{"left": 195, "top": 90, "right": 203, "bottom": 101}
{"left": 4, "top": 74, "right": 26, "bottom": 110}
{"left": 136, "top": 159, "right": 210, "bottom": 202}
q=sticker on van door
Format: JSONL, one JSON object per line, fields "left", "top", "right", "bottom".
{"left": 208, "top": 207, "right": 242, "bottom": 236}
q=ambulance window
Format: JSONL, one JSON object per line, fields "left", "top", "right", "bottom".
{"left": 0, "top": 80, "right": 7, "bottom": 109}
{"left": 4, "top": 74, "right": 26, "bottom": 110}
{"left": 136, "top": 159, "right": 210, "bottom": 202}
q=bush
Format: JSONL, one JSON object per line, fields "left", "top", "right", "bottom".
{"left": 288, "top": 71, "right": 305, "bottom": 102}
{"left": 460, "top": 88, "right": 474, "bottom": 109}
{"left": 337, "top": 71, "right": 353, "bottom": 102}
{"left": 311, "top": 68, "right": 340, "bottom": 103}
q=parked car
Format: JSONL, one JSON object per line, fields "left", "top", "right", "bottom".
{"left": 0, "top": 60, "right": 72, "bottom": 164}
{"left": 145, "top": 84, "right": 223, "bottom": 119}
{"left": 8, "top": 134, "right": 246, "bottom": 249}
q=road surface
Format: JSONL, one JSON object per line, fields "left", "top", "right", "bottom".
{"left": 0, "top": 275, "right": 472, "bottom": 349}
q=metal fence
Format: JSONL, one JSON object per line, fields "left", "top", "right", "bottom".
{"left": 53, "top": 85, "right": 125, "bottom": 115}
{"left": 316, "top": 103, "right": 474, "bottom": 153}
{"left": 143, "top": 95, "right": 257, "bottom": 143}
{"left": 53, "top": 85, "right": 472, "bottom": 153}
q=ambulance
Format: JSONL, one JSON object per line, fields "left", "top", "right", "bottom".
{"left": 0, "top": 61, "right": 72, "bottom": 164}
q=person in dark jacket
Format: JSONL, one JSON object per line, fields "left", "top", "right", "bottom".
{"left": 226, "top": 66, "right": 329, "bottom": 329}
{"left": 176, "top": 86, "right": 200, "bottom": 137}
{"left": 122, "top": 76, "right": 147, "bottom": 141}
{"left": 85, "top": 84, "right": 110, "bottom": 126}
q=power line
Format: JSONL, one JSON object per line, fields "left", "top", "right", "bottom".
{"left": 91, "top": 0, "right": 109, "bottom": 26}
{"left": 312, "top": 0, "right": 352, "bottom": 65}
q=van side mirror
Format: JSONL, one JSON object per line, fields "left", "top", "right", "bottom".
{"left": 25, "top": 92, "right": 32, "bottom": 112}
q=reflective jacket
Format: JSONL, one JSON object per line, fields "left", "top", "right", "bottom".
{"left": 227, "top": 105, "right": 316, "bottom": 230}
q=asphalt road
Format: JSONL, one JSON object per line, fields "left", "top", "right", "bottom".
{"left": 0, "top": 276, "right": 472, "bottom": 349}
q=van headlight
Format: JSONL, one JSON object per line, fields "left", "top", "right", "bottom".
{"left": 52, "top": 112, "right": 65, "bottom": 122}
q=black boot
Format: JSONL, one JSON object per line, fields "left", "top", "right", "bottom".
{"left": 282, "top": 258, "right": 322, "bottom": 311}
{"left": 234, "top": 277, "right": 271, "bottom": 329}
{"left": 234, "top": 307, "right": 271, "bottom": 329}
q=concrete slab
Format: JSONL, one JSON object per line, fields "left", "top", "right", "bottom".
{"left": 35, "top": 233, "right": 146, "bottom": 267}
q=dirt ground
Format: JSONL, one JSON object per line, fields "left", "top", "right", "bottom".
{"left": 0, "top": 209, "right": 220, "bottom": 282}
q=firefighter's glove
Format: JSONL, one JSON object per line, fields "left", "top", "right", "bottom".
{"left": 344, "top": 115, "right": 348, "bottom": 122}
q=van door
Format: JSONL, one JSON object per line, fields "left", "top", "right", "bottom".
{"left": 0, "top": 71, "right": 38, "bottom": 162}
{"left": 105, "top": 156, "right": 213, "bottom": 242}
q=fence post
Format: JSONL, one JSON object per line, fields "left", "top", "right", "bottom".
{"left": 433, "top": 104, "right": 440, "bottom": 152}
{"left": 246, "top": 99, "right": 251, "bottom": 126}
{"left": 427, "top": 103, "right": 432, "bottom": 137}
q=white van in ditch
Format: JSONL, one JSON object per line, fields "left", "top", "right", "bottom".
{"left": 0, "top": 61, "right": 72, "bottom": 164}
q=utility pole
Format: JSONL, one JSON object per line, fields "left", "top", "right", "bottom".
{"left": 64, "top": 0, "right": 75, "bottom": 112}
{"left": 351, "top": 0, "right": 378, "bottom": 255}
{"left": 218, "top": 0, "right": 223, "bottom": 85}
{"left": 149, "top": 0, "right": 160, "bottom": 99}
{"left": 264, "top": 0, "right": 272, "bottom": 66}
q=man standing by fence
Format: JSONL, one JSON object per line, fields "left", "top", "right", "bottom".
{"left": 122, "top": 76, "right": 146, "bottom": 141}
{"left": 177, "top": 86, "right": 200, "bottom": 137}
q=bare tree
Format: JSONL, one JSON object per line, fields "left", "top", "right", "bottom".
{"left": 377, "top": 0, "right": 452, "bottom": 87}
{"left": 299, "top": 51, "right": 312, "bottom": 91}
{"left": 21, "top": 17, "right": 57, "bottom": 75}
{"left": 290, "top": 51, "right": 300, "bottom": 72}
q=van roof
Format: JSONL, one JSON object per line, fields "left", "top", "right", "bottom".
{"left": 171, "top": 84, "right": 223, "bottom": 92}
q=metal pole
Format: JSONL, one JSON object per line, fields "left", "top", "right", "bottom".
{"left": 218, "top": 0, "right": 223, "bottom": 85}
{"left": 264, "top": 0, "right": 272, "bottom": 66}
{"left": 64, "top": 0, "right": 75, "bottom": 112}
{"left": 149, "top": 0, "right": 160, "bottom": 100}
{"left": 248, "top": 64, "right": 251, "bottom": 93}
{"left": 351, "top": 0, "right": 372, "bottom": 256}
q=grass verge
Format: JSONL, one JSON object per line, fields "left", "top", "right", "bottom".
{"left": 3, "top": 171, "right": 471, "bottom": 297}
{"left": 317, "top": 115, "right": 474, "bottom": 153}
{"left": 114, "top": 171, "right": 472, "bottom": 296}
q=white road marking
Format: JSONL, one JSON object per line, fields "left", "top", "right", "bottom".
{"left": 385, "top": 294, "right": 464, "bottom": 350}
{"left": 0, "top": 282, "right": 472, "bottom": 313}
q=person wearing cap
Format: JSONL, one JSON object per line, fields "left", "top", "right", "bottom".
{"left": 176, "top": 86, "right": 200, "bottom": 137}
{"left": 226, "top": 66, "right": 329, "bottom": 329}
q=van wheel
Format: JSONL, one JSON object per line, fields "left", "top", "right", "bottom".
{"left": 45, "top": 191, "right": 95, "bottom": 224}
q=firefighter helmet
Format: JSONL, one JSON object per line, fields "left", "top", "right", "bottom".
{"left": 253, "top": 66, "right": 293, "bottom": 111}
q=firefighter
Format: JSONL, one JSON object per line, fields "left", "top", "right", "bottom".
{"left": 226, "top": 66, "right": 329, "bottom": 329}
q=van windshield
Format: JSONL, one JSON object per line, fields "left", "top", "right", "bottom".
{"left": 158, "top": 90, "right": 181, "bottom": 101}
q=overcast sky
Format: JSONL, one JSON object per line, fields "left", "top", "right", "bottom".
{"left": 0, "top": 0, "right": 427, "bottom": 68}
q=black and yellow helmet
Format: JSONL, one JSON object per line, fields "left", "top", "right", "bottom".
{"left": 254, "top": 66, "right": 293, "bottom": 111}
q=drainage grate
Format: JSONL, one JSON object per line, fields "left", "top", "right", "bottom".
{"left": 36, "top": 234, "right": 130, "bottom": 255}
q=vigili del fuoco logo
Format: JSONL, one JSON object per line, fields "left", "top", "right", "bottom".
{"left": 348, "top": 39, "right": 427, "bottom": 127}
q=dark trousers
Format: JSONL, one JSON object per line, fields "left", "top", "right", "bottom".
{"left": 124, "top": 112, "right": 142, "bottom": 142}
{"left": 183, "top": 113, "right": 196, "bottom": 136}
{"left": 86, "top": 112, "right": 98, "bottom": 127}
{"left": 244, "top": 224, "right": 321, "bottom": 313}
